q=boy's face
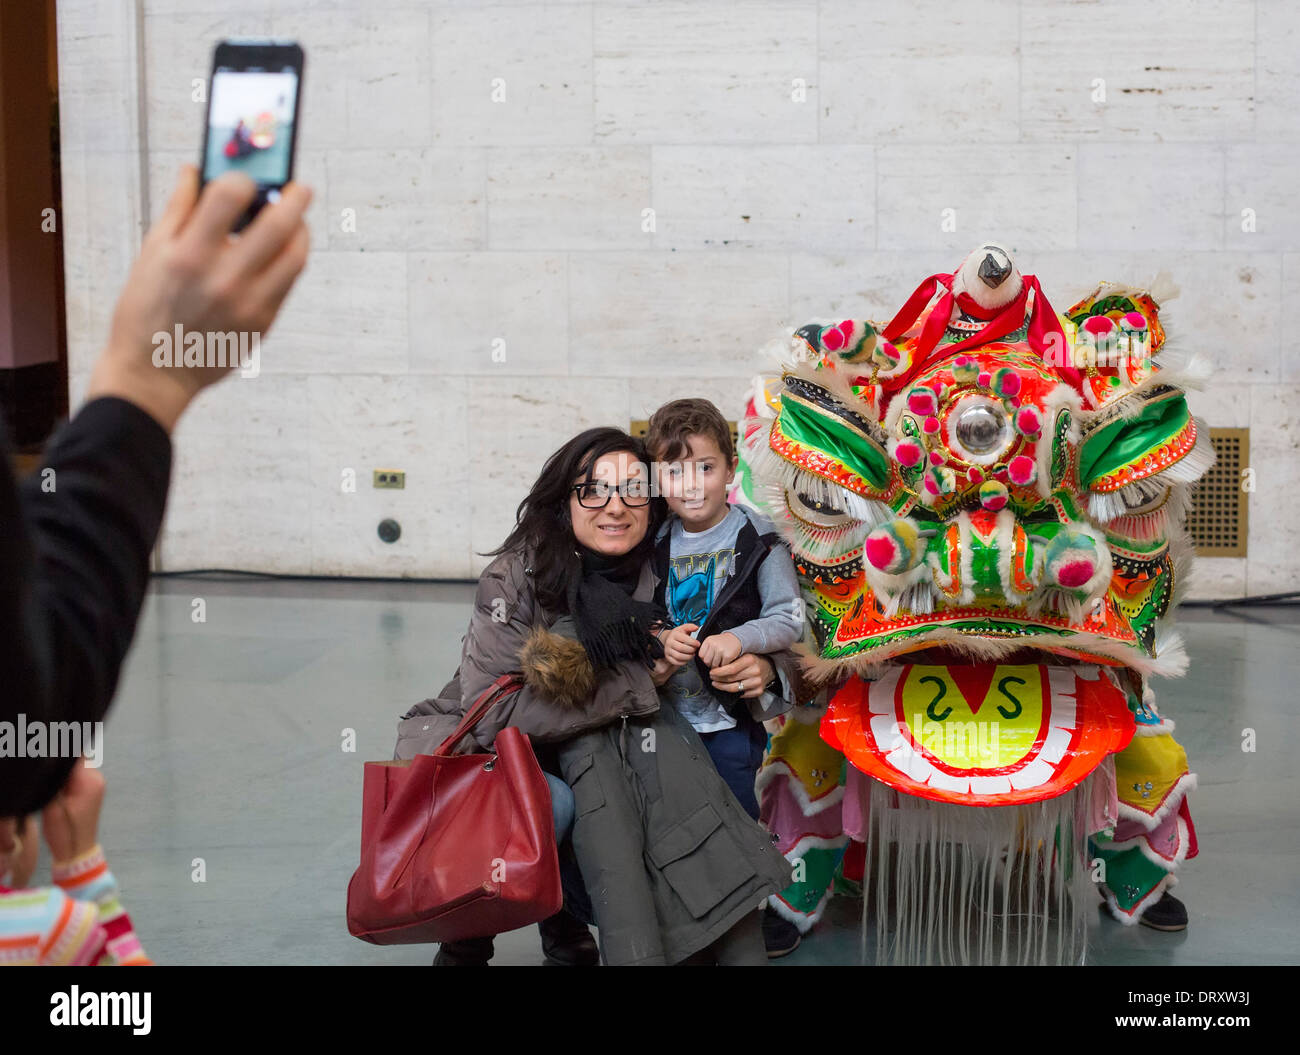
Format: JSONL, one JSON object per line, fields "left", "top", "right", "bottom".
{"left": 655, "top": 433, "right": 737, "bottom": 530}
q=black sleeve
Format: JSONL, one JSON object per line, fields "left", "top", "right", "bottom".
{"left": 0, "top": 397, "right": 172, "bottom": 816}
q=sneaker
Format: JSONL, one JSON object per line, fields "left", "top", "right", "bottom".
{"left": 538, "top": 909, "right": 600, "bottom": 966}
{"left": 1139, "top": 892, "right": 1188, "bottom": 932}
{"left": 761, "top": 908, "right": 801, "bottom": 958}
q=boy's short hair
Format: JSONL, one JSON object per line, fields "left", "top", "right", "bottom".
{"left": 646, "top": 398, "right": 736, "bottom": 465}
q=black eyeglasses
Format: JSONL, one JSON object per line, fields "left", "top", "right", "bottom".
{"left": 571, "top": 480, "right": 652, "bottom": 509}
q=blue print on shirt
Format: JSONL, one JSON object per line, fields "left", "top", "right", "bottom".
{"left": 667, "top": 555, "right": 715, "bottom": 627}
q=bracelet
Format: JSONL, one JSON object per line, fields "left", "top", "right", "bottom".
{"left": 52, "top": 843, "right": 107, "bottom": 885}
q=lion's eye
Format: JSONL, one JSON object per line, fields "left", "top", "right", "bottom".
{"left": 788, "top": 488, "right": 853, "bottom": 528}
{"left": 954, "top": 404, "right": 1008, "bottom": 454}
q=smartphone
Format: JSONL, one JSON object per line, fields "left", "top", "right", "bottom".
{"left": 199, "top": 39, "right": 304, "bottom": 232}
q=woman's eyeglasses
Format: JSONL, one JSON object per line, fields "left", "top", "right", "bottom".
{"left": 571, "top": 480, "right": 652, "bottom": 509}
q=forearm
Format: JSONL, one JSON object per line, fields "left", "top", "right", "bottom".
{"left": 730, "top": 549, "right": 804, "bottom": 655}
{"left": 1, "top": 397, "right": 172, "bottom": 816}
{"left": 462, "top": 648, "right": 659, "bottom": 750}
{"left": 729, "top": 613, "right": 802, "bottom": 656}
{"left": 86, "top": 346, "right": 193, "bottom": 435}
{"left": 765, "top": 647, "right": 816, "bottom": 706}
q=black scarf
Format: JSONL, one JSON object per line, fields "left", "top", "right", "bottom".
{"left": 566, "top": 544, "right": 666, "bottom": 671}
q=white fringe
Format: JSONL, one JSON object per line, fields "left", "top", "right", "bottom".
{"left": 1104, "top": 484, "right": 1194, "bottom": 543}
{"left": 862, "top": 777, "right": 1096, "bottom": 965}
{"left": 1087, "top": 420, "right": 1216, "bottom": 522}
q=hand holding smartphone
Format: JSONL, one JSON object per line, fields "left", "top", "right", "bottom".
{"left": 199, "top": 39, "right": 304, "bottom": 232}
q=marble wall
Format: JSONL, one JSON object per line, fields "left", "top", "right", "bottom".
{"left": 56, "top": 0, "right": 1298, "bottom": 593}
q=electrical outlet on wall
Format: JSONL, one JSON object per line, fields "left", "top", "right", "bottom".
{"left": 373, "top": 469, "right": 405, "bottom": 489}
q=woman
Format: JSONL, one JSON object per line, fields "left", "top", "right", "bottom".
{"left": 397, "top": 427, "right": 797, "bottom": 965}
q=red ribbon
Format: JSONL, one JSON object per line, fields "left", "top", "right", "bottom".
{"left": 880, "top": 272, "right": 1081, "bottom": 394}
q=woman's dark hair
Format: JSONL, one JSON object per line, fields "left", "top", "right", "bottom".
{"left": 483, "top": 427, "right": 665, "bottom": 612}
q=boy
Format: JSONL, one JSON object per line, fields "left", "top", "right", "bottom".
{"left": 646, "top": 398, "right": 805, "bottom": 955}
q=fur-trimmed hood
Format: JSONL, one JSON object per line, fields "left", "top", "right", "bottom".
{"left": 518, "top": 622, "right": 598, "bottom": 709}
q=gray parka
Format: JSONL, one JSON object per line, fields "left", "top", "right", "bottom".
{"left": 394, "top": 544, "right": 800, "bottom": 965}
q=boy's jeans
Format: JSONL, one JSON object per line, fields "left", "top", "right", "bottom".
{"left": 698, "top": 710, "right": 768, "bottom": 820}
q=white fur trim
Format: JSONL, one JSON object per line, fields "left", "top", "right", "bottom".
{"left": 1099, "top": 871, "right": 1177, "bottom": 926}
{"left": 1116, "top": 773, "right": 1198, "bottom": 833}
{"left": 1109, "top": 814, "right": 1193, "bottom": 871}
{"left": 798, "top": 622, "right": 1190, "bottom": 685}
{"left": 1035, "top": 384, "right": 1083, "bottom": 498}
{"left": 754, "top": 760, "right": 847, "bottom": 817}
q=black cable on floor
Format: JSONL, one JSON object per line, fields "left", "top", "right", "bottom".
{"left": 1185, "top": 591, "right": 1300, "bottom": 608}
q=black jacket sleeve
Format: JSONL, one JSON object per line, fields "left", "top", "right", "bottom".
{"left": 1, "top": 397, "right": 172, "bottom": 816}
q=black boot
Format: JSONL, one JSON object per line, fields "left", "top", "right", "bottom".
{"left": 760, "top": 907, "right": 801, "bottom": 958}
{"left": 433, "top": 935, "right": 495, "bottom": 965}
{"left": 1139, "top": 892, "right": 1189, "bottom": 932}
{"left": 538, "top": 909, "right": 599, "bottom": 966}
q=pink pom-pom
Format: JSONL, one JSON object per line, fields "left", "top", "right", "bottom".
{"left": 929, "top": 450, "right": 945, "bottom": 466}
{"left": 822, "top": 325, "right": 844, "bottom": 351}
{"left": 894, "top": 439, "right": 924, "bottom": 467}
{"left": 923, "top": 416, "right": 940, "bottom": 434}
{"left": 1083, "top": 315, "right": 1114, "bottom": 335}
{"left": 1007, "top": 455, "right": 1037, "bottom": 486}
{"left": 865, "top": 535, "right": 899, "bottom": 571}
{"left": 1015, "top": 406, "right": 1042, "bottom": 436}
{"left": 907, "top": 388, "right": 938, "bottom": 416}
{"left": 1123, "top": 311, "right": 1147, "bottom": 329}
{"left": 977, "top": 371, "right": 991, "bottom": 388}
{"left": 923, "top": 475, "right": 939, "bottom": 495}
{"left": 1057, "top": 559, "right": 1095, "bottom": 588}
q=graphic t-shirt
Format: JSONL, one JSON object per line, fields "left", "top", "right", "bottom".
{"left": 662, "top": 505, "right": 802, "bottom": 734}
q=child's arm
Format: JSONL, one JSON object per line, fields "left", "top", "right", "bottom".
{"left": 52, "top": 844, "right": 151, "bottom": 965}
{"left": 701, "top": 546, "right": 803, "bottom": 663}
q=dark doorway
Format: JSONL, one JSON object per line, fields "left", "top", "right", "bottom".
{"left": 0, "top": 0, "right": 67, "bottom": 467}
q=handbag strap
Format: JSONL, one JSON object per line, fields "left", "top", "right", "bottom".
{"left": 433, "top": 673, "right": 524, "bottom": 756}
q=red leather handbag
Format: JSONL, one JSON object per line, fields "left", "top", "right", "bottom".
{"left": 346, "top": 674, "right": 563, "bottom": 945}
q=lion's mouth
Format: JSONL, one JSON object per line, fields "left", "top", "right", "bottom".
{"left": 820, "top": 652, "right": 1138, "bottom": 805}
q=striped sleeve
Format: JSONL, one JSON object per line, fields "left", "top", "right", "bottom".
{"left": 52, "top": 845, "right": 152, "bottom": 966}
{"left": 0, "top": 886, "right": 107, "bottom": 965}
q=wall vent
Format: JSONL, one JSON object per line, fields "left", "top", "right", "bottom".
{"left": 1186, "top": 427, "right": 1249, "bottom": 557}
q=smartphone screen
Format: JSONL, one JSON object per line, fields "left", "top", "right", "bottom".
{"left": 200, "top": 40, "right": 304, "bottom": 231}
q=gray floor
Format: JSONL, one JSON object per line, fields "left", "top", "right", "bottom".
{"left": 81, "top": 579, "right": 1300, "bottom": 965}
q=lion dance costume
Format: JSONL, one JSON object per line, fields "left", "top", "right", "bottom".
{"left": 735, "top": 244, "right": 1211, "bottom": 964}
